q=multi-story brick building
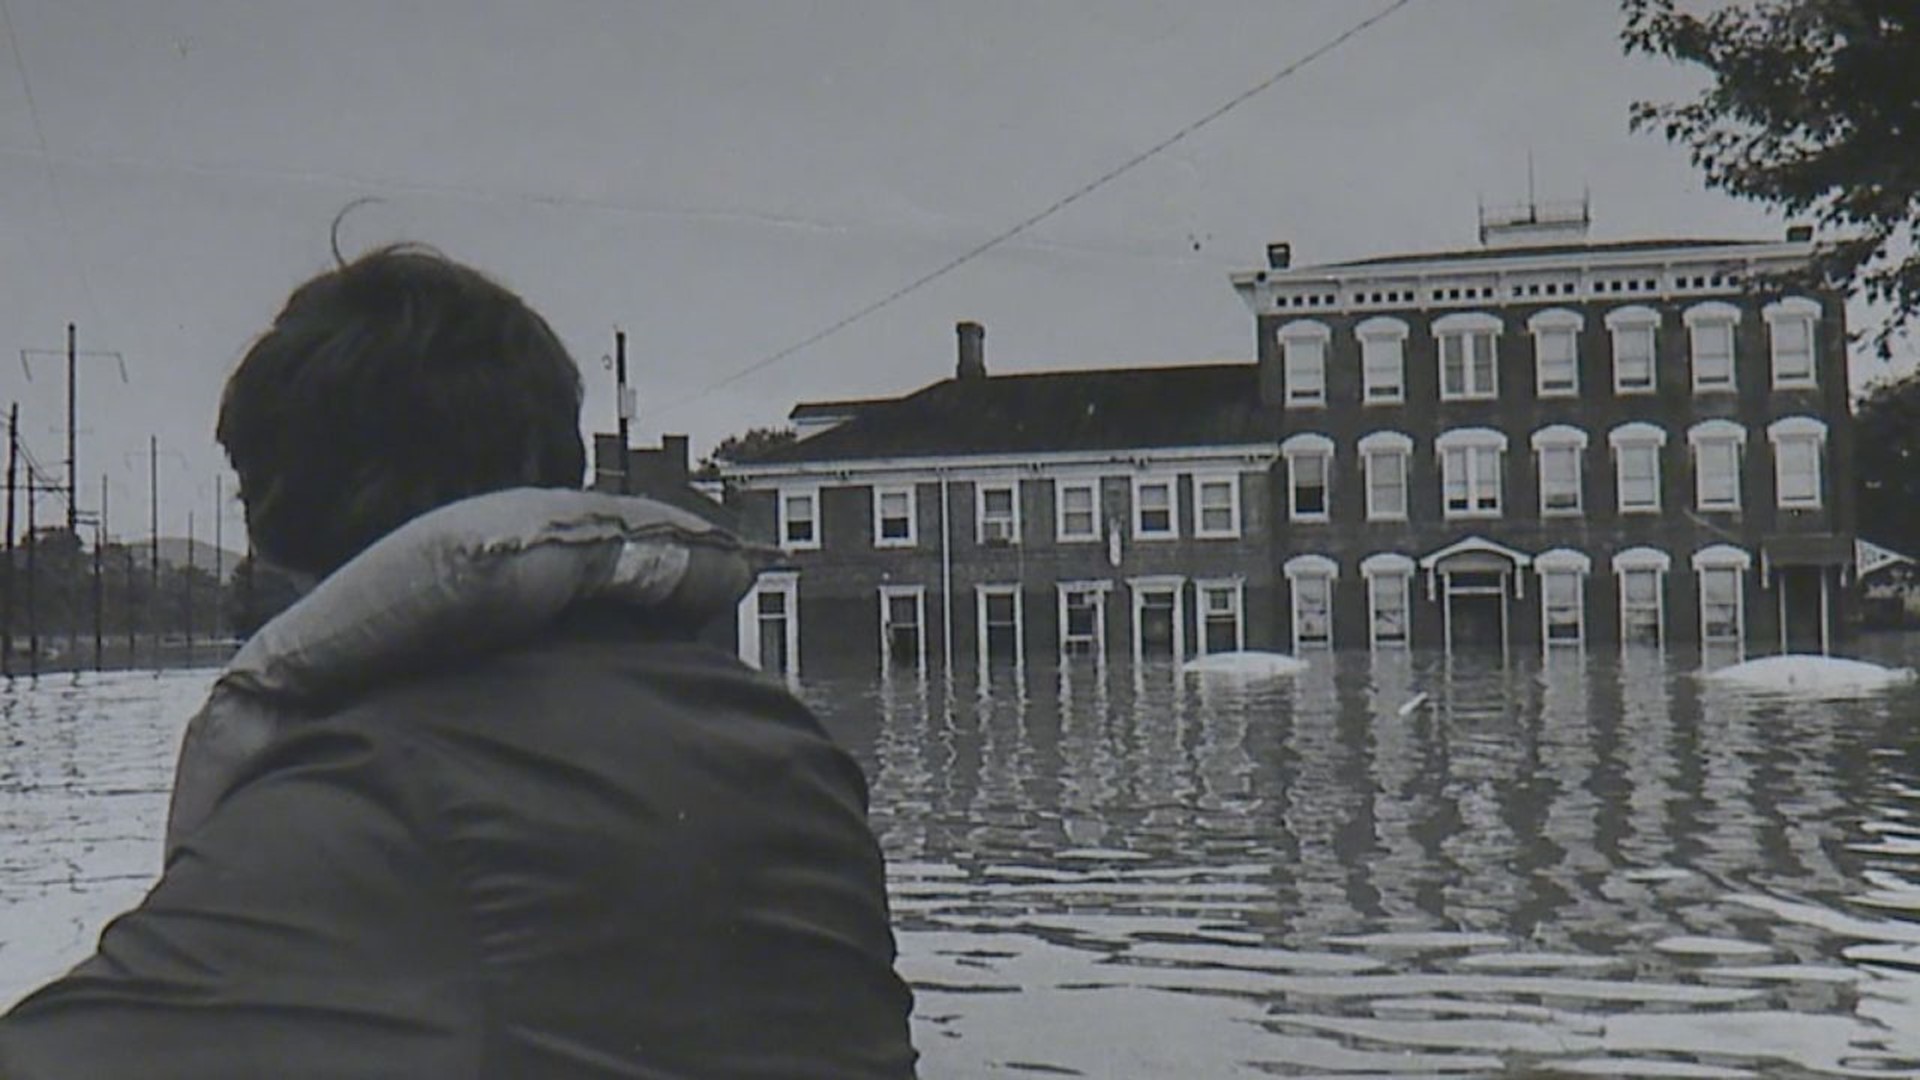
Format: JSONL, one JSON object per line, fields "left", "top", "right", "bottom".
{"left": 1234, "top": 210, "right": 1856, "bottom": 658}
{"left": 719, "top": 322, "right": 1281, "bottom": 679}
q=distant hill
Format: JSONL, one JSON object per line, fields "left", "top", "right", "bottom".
{"left": 146, "top": 537, "right": 247, "bottom": 582}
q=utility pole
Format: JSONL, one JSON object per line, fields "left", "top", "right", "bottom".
{"left": 3, "top": 403, "right": 16, "bottom": 678}
{"left": 92, "top": 475, "right": 105, "bottom": 671}
{"left": 24, "top": 480, "right": 35, "bottom": 677}
{"left": 614, "top": 329, "right": 632, "bottom": 493}
{"left": 149, "top": 435, "right": 159, "bottom": 651}
{"left": 184, "top": 511, "right": 195, "bottom": 665}
{"left": 212, "top": 476, "right": 224, "bottom": 644}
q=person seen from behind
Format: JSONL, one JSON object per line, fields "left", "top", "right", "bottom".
{"left": 0, "top": 245, "right": 919, "bottom": 1078}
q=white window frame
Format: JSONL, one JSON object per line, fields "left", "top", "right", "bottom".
{"left": 1611, "top": 547, "right": 1670, "bottom": 650}
{"left": 1057, "top": 580, "right": 1111, "bottom": 664}
{"left": 1606, "top": 306, "right": 1660, "bottom": 395}
{"left": 976, "top": 480, "right": 1021, "bottom": 546}
{"left": 975, "top": 583, "right": 1025, "bottom": 673}
{"left": 1530, "top": 424, "right": 1587, "bottom": 518}
{"left": 737, "top": 571, "right": 801, "bottom": 677}
{"left": 1132, "top": 475, "right": 1179, "bottom": 540}
{"left": 878, "top": 584, "right": 927, "bottom": 676}
{"left": 1360, "top": 552, "right": 1414, "bottom": 650}
{"left": 777, "top": 487, "right": 821, "bottom": 551}
{"left": 1434, "top": 312, "right": 1502, "bottom": 402}
{"left": 1535, "top": 548, "right": 1591, "bottom": 652}
{"left": 1528, "top": 308, "right": 1583, "bottom": 398}
{"left": 1054, "top": 478, "right": 1102, "bottom": 543}
{"left": 1684, "top": 301, "right": 1741, "bottom": 395}
{"left": 1358, "top": 431, "right": 1412, "bottom": 522}
{"left": 1278, "top": 320, "right": 1330, "bottom": 408}
{"left": 1436, "top": 427, "right": 1506, "bottom": 520}
{"left": 1764, "top": 297, "right": 1820, "bottom": 389}
{"left": 1767, "top": 415, "right": 1826, "bottom": 509}
{"left": 1687, "top": 419, "right": 1746, "bottom": 513}
{"left": 1284, "top": 554, "right": 1339, "bottom": 650}
{"left": 1692, "top": 544, "right": 1752, "bottom": 652}
{"left": 872, "top": 484, "right": 917, "bottom": 548}
{"left": 1609, "top": 422, "right": 1667, "bottom": 515}
{"left": 1128, "top": 575, "right": 1187, "bottom": 664}
{"left": 1281, "top": 432, "right": 1334, "bottom": 524}
{"left": 1357, "top": 316, "right": 1408, "bottom": 404}
{"left": 1195, "top": 577, "right": 1247, "bottom": 655}
{"left": 1193, "top": 473, "right": 1242, "bottom": 539}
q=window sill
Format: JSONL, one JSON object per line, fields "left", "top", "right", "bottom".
{"left": 1443, "top": 509, "right": 1504, "bottom": 520}
{"left": 1438, "top": 393, "right": 1499, "bottom": 403}
{"left": 1194, "top": 529, "right": 1244, "bottom": 540}
{"left": 1132, "top": 531, "right": 1181, "bottom": 542}
{"left": 1617, "top": 505, "right": 1663, "bottom": 515}
{"left": 874, "top": 539, "right": 918, "bottom": 549}
{"left": 1055, "top": 533, "right": 1102, "bottom": 544}
{"left": 1365, "top": 512, "right": 1409, "bottom": 523}
{"left": 1614, "top": 385, "right": 1657, "bottom": 396}
{"left": 1772, "top": 377, "right": 1818, "bottom": 391}
{"left": 1289, "top": 515, "right": 1331, "bottom": 525}
{"left": 1537, "top": 387, "right": 1579, "bottom": 399}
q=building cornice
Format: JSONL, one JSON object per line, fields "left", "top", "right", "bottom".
{"left": 721, "top": 443, "right": 1282, "bottom": 486}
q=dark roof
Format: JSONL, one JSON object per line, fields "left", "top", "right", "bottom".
{"left": 1318, "top": 237, "right": 1776, "bottom": 271}
{"left": 788, "top": 396, "right": 893, "bottom": 420}
{"left": 747, "top": 363, "right": 1272, "bottom": 465}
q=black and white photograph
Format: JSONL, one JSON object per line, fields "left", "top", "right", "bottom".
{"left": 2, "top": 2, "right": 1919, "bottom": 1076}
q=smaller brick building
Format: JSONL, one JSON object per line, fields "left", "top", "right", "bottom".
{"left": 719, "top": 323, "right": 1282, "bottom": 680}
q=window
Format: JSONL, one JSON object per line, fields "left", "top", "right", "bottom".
{"left": 1768, "top": 416, "right": 1826, "bottom": 509}
{"left": 1361, "top": 552, "right": 1414, "bottom": 649}
{"left": 1535, "top": 549, "right": 1590, "bottom": 651}
{"left": 1765, "top": 297, "right": 1819, "bottom": 388}
{"left": 1133, "top": 477, "right": 1177, "bottom": 539}
{"left": 873, "top": 485, "right": 916, "bottom": 547}
{"left": 1437, "top": 428, "right": 1505, "bottom": 518}
{"left": 1531, "top": 425, "right": 1587, "bottom": 517}
{"left": 1435, "top": 313, "right": 1501, "bottom": 400}
{"left": 1194, "top": 475, "right": 1241, "bottom": 538}
{"left": 738, "top": 572, "right": 800, "bottom": 676}
{"left": 1606, "top": 306, "right": 1659, "bottom": 394}
{"left": 1196, "top": 579, "right": 1245, "bottom": 654}
{"left": 1609, "top": 422, "right": 1667, "bottom": 514}
{"left": 778, "top": 488, "right": 820, "bottom": 550}
{"left": 1284, "top": 555, "right": 1338, "bottom": 649}
{"left": 1688, "top": 419, "right": 1745, "bottom": 512}
{"left": 1612, "top": 548, "right": 1669, "bottom": 649}
{"left": 1693, "top": 545, "right": 1751, "bottom": 650}
{"left": 1528, "top": 309, "right": 1582, "bottom": 397}
{"left": 977, "top": 482, "right": 1020, "bottom": 545}
{"left": 1358, "top": 316, "right": 1408, "bottom": 403}
{"left": 1058, "top": 583, "right": 1108, "bottom": 661}
{"left": 1278, "top": 320, "right": 1330, "bottom": 407}
{"left": 1282, "top": 433, "right": 1333, "bottom": 523}
{"left": 1612, "top": 545, "right": 1674, "bottom": 645}
{"left": 1055, "top": 479, "right": 1100, "bottom": 542}
{"left": 1129, "top": 576, "right": 1186, "bottom": 661}
{"left": 976, "top": 585, "right": 1024, "bottom": 670}
{"left": 879, "top": 586, "right": 925, "bottom": 674}
{"left": 1685, "top": 302, "right": 1740, "bottom": 393}
{"left": 1359, "top": 431, "right": 1412, "bottom": 521}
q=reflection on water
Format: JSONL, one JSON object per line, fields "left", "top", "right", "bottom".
{"left": 810, "top": 644, "right": 1920, "bottom": 1078}
{"left": 4, "top": 651, "right": 1920, "bottom": 1076}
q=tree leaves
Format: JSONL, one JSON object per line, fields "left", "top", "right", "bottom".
{"left": 1624, "top": 0, "right": 1920, "bottom": 357}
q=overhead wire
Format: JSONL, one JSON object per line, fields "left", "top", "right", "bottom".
{"left": 659, "top": 0, "right": 1418, "bottom": 412}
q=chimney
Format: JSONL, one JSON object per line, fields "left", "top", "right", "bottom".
{"left": 1266, "top": 242, "right": 1292, "bottom": 270}
{"left": 956, "top": 321, "right": 986, "bottom": 381}
{"left": 662, "top": 434, "right": 690, "bottom": 483}
{"left": 1786, "top": 224, "right": 1814, "bottom": 243}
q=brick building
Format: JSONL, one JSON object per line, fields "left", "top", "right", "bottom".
{"left": 1234, "top": 210, "right": 1856, "bottom": 658}
{"left": 718, "top": 322, "right": 1281, "bottom": 680}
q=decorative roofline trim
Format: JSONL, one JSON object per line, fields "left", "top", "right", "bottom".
{"left": 721, "top": 442, "right": 1283, "bottom": 483}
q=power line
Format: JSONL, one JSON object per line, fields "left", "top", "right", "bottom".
{"left": 662, "top": 0, "right": 1418, "bottom": 411}
{"left": 0, "top": 0, "right": 104, "bottom": 330}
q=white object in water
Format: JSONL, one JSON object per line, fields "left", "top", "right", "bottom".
{"left": 1397, "top": 691, "right": 1430, "bottom": 716}
{"left": 1180, "top": 650, "right": 1309, "bottom": 678}
{"left": 1702, "top": 654, "right": 1916, "bottom": 696}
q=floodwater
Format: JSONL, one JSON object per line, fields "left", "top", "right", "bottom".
{"left": 5, "top": 644, "right": 1920, "bottom": 1078}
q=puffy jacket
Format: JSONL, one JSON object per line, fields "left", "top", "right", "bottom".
{"left": 0, "top": 491, "right": 918, "bottom": 1079}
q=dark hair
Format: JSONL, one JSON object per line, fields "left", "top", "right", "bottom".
{"left": 218, "top": 244, "right": 586, "bottom": 577}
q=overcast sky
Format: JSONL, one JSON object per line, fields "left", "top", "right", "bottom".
{"left": 0, "top": 0, "right": 1902, "bottom": 542}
